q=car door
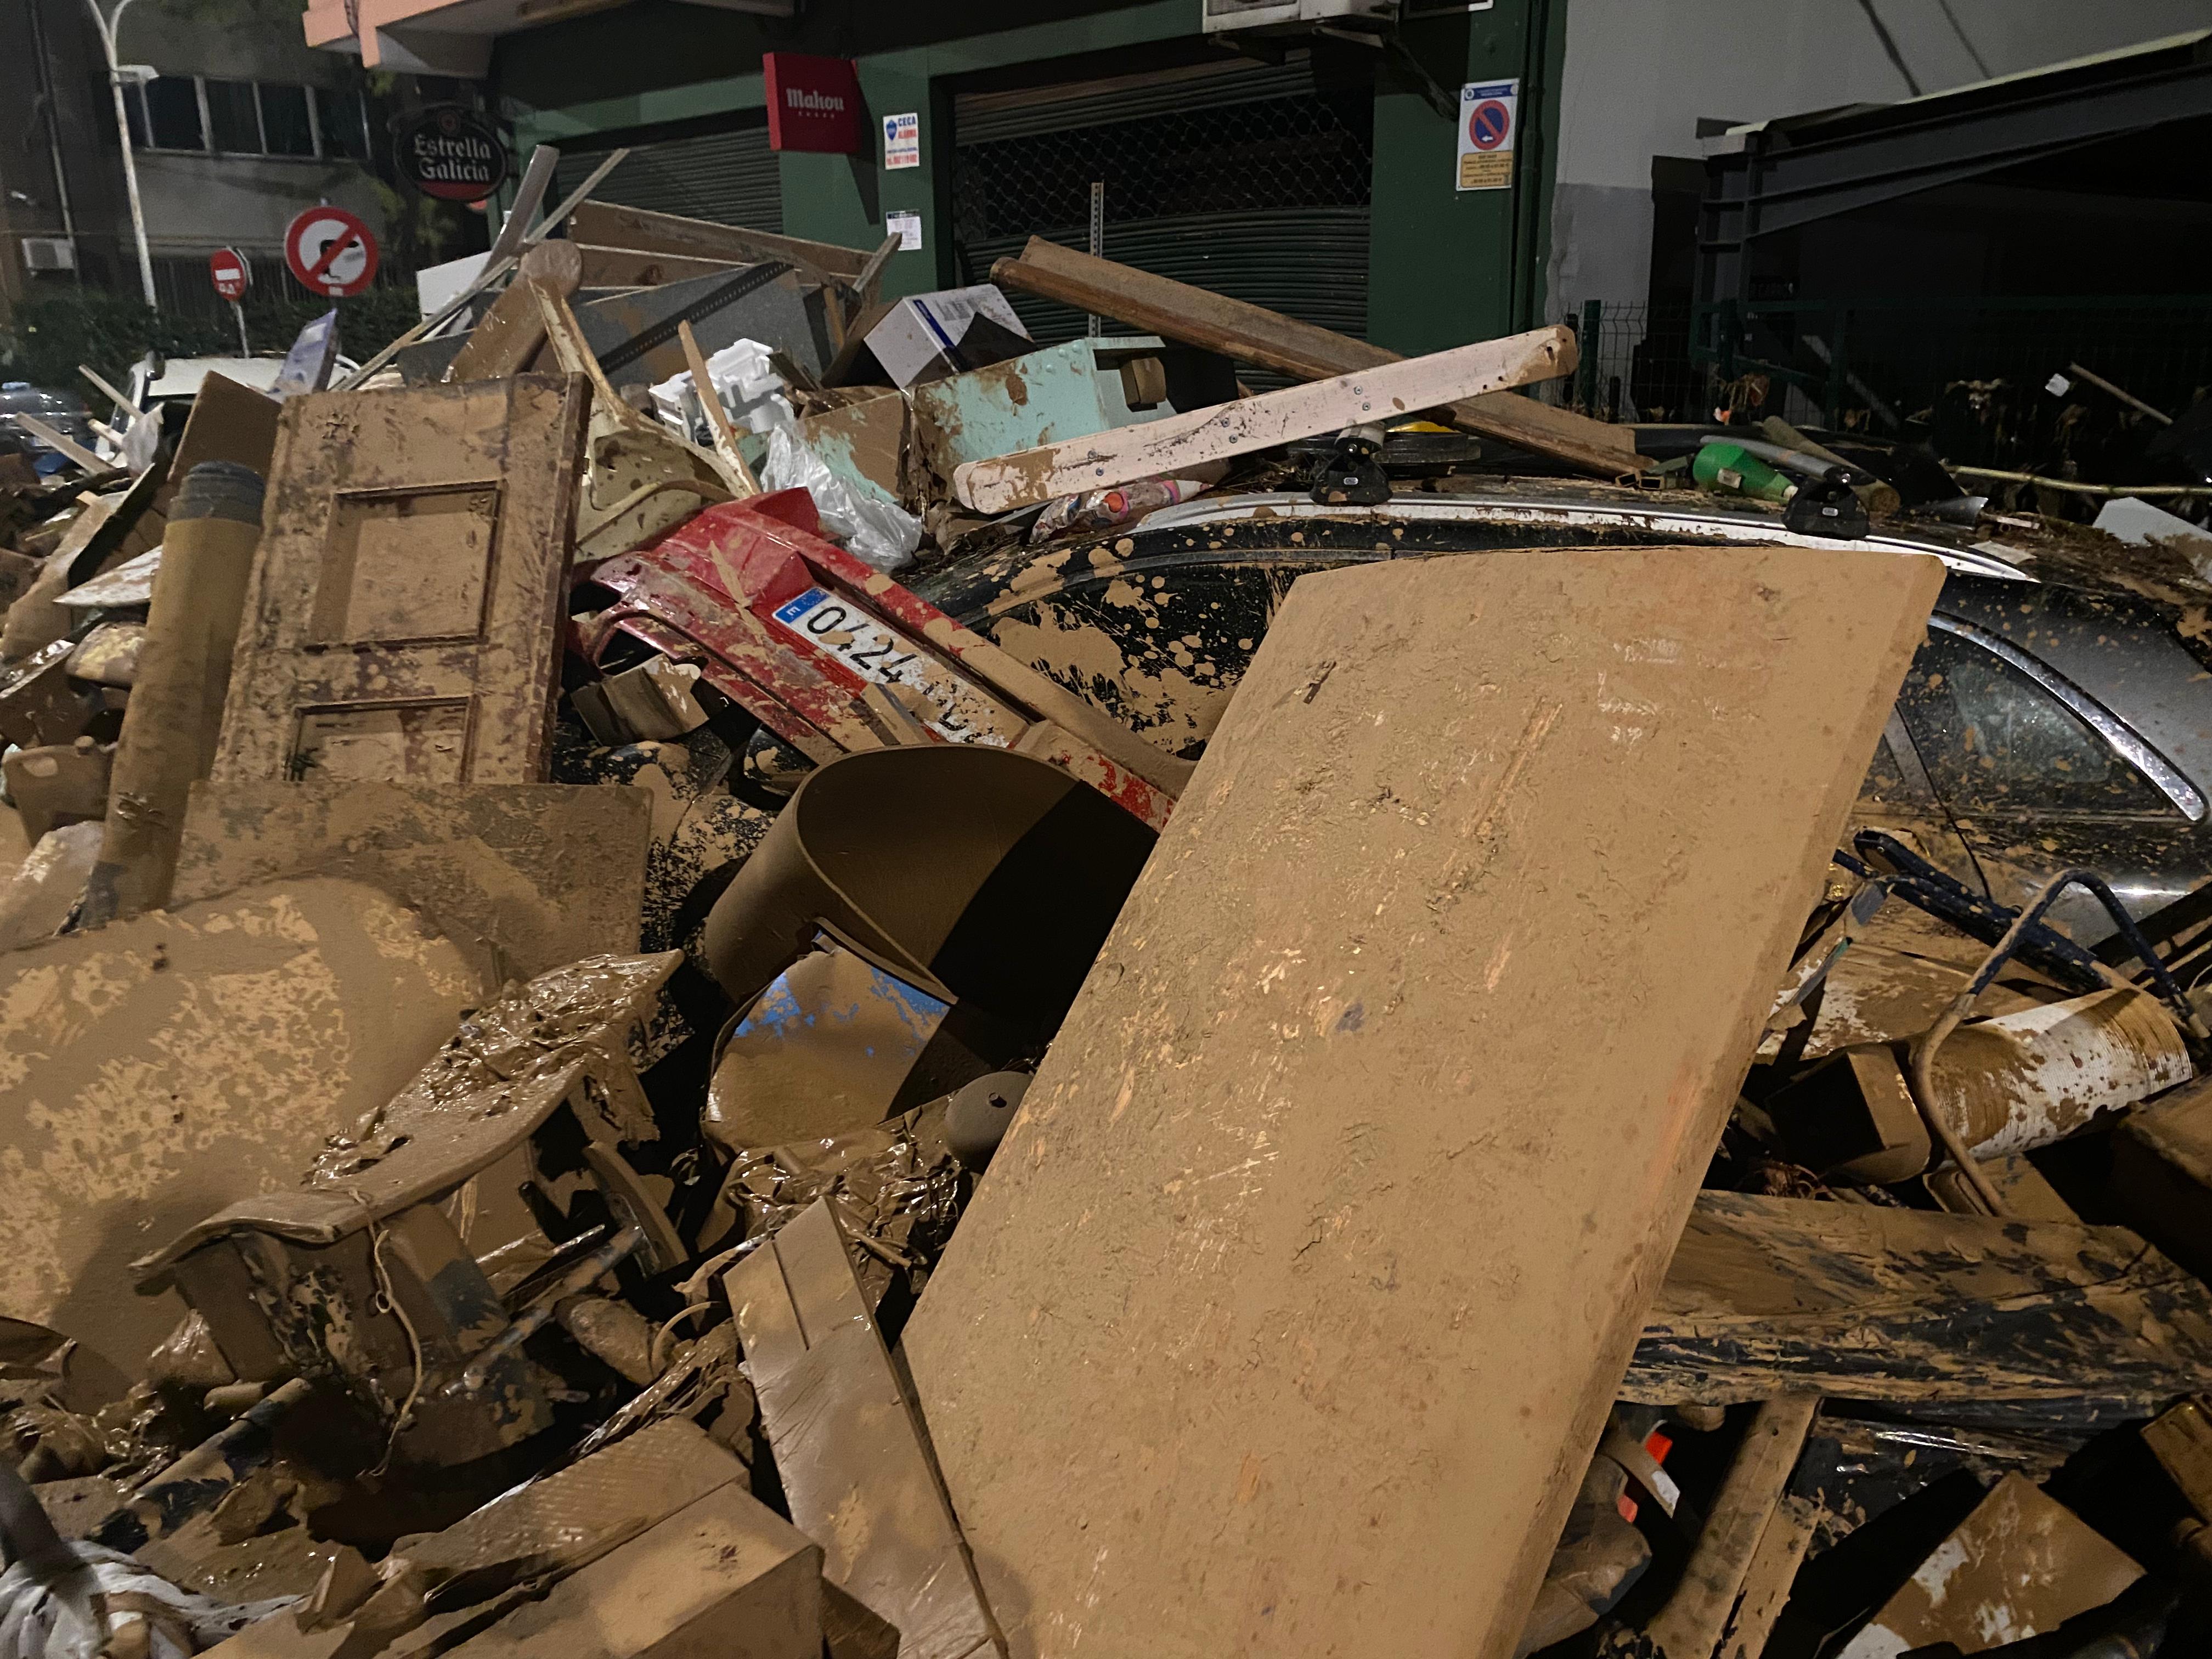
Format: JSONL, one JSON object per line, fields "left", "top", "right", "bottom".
{"left": 1887, "top": 616, "right": 2207, "bottom": 940}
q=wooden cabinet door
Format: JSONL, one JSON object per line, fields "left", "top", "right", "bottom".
{"left": 213, "top": 375, "right": 589, "bottom": 785}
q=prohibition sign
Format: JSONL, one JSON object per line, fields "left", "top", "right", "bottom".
{"left": 283, "top": 205, "right": 380, "bottom": 298}
{"left": 1468, "top": 99, "right": 1511, "bottom": 151}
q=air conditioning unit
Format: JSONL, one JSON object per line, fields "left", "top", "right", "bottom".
{"left": 21, "top": 237, "right": 76, "bottom": 273}
{"left": 1202, "top": 0, "right": 1396, "bottom": 36}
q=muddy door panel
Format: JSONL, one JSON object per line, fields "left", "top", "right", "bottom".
{"left": 212, "top": 375, "right": 589, "bottom": 785}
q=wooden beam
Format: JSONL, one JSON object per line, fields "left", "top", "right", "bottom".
{"left": 952, "top": 325, "right": 1572, "bottom": 514}
{"left": 569, "top": 201, "right": 870, "bottom": 284}
{"left": 992, "top": 239, "right": 1645, "bottom": 478}
{"left": 13, "top": 413, "right": 108, "bottom": 476}
{"left": 1644, "top": 1395, "right": 1822, "bottom": 1659}
{"left": 678, "top": 318, "right": 760, "bottom": 496}
{"left": 1627, "top": 1191, "right": 2212, "bottom": 1424}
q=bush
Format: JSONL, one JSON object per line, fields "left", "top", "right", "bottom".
{"left": 1, "top": 284, "right": 425, "bottom": 397}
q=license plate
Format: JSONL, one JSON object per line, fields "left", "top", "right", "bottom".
{"left": 770, "top": 588, "right": 1009, "bottom": 743}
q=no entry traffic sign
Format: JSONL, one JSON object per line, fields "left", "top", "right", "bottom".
{"left": 283, "top": 205, "right": 379, "bottom": 297}
{"left": 208, "top": 246, "right": 251, "bottom": 301}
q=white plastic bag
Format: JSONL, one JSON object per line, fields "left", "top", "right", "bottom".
{"left": 761, "top": 422, "right": 922, "bottom": 574}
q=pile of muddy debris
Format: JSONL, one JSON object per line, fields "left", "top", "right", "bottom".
{"left": 12, "top": 151, "right": 2212, "bottom": 1659}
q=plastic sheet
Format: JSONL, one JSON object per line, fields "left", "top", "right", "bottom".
{"left": 761, "top": 423, "right": 922, "bottom": 574}
{"left": 719, "top": 1109, "right": 964, "bottom": 1305}
{"left": 0, "top": 1542, "right": 288, "bottom": 1659}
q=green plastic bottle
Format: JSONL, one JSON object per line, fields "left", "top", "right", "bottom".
{"left": 1693, "top": 440, "right": 1796, "bottom": 504}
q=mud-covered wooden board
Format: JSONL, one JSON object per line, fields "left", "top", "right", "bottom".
{"left": 1628, "top": 1190, "right": 2212, "bottom": 1426}
{"left": 211, "top": 375, "right": 588, "bottom": 786}
{"left": 902, "top": 545, "right": 1942, "bottom": 1659}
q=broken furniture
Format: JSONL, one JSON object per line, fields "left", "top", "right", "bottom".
{"left": 129, "top": 953, "right": 685, "bottom": 1457}
{"left": 902, "top": 544, "right": 1942, "bottom": 1658}
{"left": 210, "top": 376, "right": 589, "bottom": 787}
{"left": 906, "top": 335, "right": 1236, "bottom": 501}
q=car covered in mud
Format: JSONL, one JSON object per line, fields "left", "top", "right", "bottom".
{"left": 911, "top": 483, "right": 2212, "bottom": 946}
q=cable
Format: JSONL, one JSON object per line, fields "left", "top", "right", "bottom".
{"left": 1936, "top": 0, "right": 1992, "bottom": 78}
{"left": 1856, "top": 0, "right": 1925, "bottom": 97}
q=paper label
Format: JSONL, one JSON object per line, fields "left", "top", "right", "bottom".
{"left": 886, "top": 210, "right": 923, "bottom": 251}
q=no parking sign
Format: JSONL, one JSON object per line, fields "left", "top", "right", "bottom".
{"left": 1456, "top": 80, "right": 1518, "bottom": 191}
{"left": 283, "top": 205, "right": 379, "bottom": 297}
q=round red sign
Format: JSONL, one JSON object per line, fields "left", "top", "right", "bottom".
{"left": 283, "top": 206, "right": 380, "bottom": 298}
{"left": 208, "top": 247, "right": 251, "bottom": 302}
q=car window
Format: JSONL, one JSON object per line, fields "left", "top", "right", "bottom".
{"left": 1895, "top": 629, "right": 2175, "bottom": 818}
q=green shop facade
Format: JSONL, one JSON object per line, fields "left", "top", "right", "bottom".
{"left": 496, "top": 0, "right": 1569, "bottom": 357}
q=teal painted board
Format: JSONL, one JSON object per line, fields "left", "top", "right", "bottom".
{"left": 909, "top": 336, "right": 1181, "bottom": 495}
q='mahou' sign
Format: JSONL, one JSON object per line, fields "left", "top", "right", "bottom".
{"left": 396, "top": 106, "right": 510, "bottom": 204}
{"left": 763, "top": 54, "right": 862, "bottom": 154}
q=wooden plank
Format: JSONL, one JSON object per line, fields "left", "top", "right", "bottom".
{"left": 902, "top": 544, "right": 1940, "bottom": 1659}
{"left": 951, "top": 324, "right": 1573, "bottom": 514}
{"left": 726, "top": 1201, "right": 1004, "bottom": 1659}
{"left": 13, "top": 413, "right": 107, "bottom": 475}
{"left": 992, "top": 239, "right": 1645, "bottom": 476}
{"left": 211, "top": 375, "right": 589, "bottom": 786}
{"left": 569, "top": 200, "right": 870, "bottom": 283}
{"left": 1718, "top": 1497, "right": 1818, "bottom": 1659}
{"left": 574, "top": 242, "right": 740, "bottom": 289}
{"left": 1627, "top": 1191, "right": 2212, "bottom": 1423}
{"left": 444, "top": 244, "right": 580, "bottom": 384}
{"left": 1644, "top": 1394, "right": 1821, "bottom": 1659}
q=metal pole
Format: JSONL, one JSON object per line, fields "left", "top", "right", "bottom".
{"left": 1086, "top": 180, "right": 1104, "bottom": 338}
{"left": 231, "top": 298, "right": 249, "bottom": 356}
{"left": 88, "top": 0, "right": 157, "bottom": 311}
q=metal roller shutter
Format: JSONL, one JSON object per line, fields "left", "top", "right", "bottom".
{"left": 952, "top": 54, "right": 1374, "bottom": 369}
{"left": 561, "top": 125, "right": 782, "bottom": 232}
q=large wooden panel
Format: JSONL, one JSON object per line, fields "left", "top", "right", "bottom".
{"left": 212, "top": 375, "right": 588, "bottom": 786}
{"left": 902, "top": 545, "right": 1942, "bottom": 1659}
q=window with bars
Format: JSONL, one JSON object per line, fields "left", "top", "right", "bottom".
{"left": 125, "top": 74, "right": 369, "bottom": 162}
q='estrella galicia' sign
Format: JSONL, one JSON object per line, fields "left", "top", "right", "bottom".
{"left": 395, "top": 106, "right": 509, "bottom": 204}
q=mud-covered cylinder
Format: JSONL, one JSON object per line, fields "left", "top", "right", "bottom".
{"left": 80, "top": 461, "right": 266, "bottom": 925}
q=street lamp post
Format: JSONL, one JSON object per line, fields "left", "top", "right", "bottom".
{"left": 84, "top": 0, "right": 157, "bottom": 311}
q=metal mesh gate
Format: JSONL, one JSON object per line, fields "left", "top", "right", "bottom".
{"left": 952, "top": 56, "right": 1374, "bottom": 358}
